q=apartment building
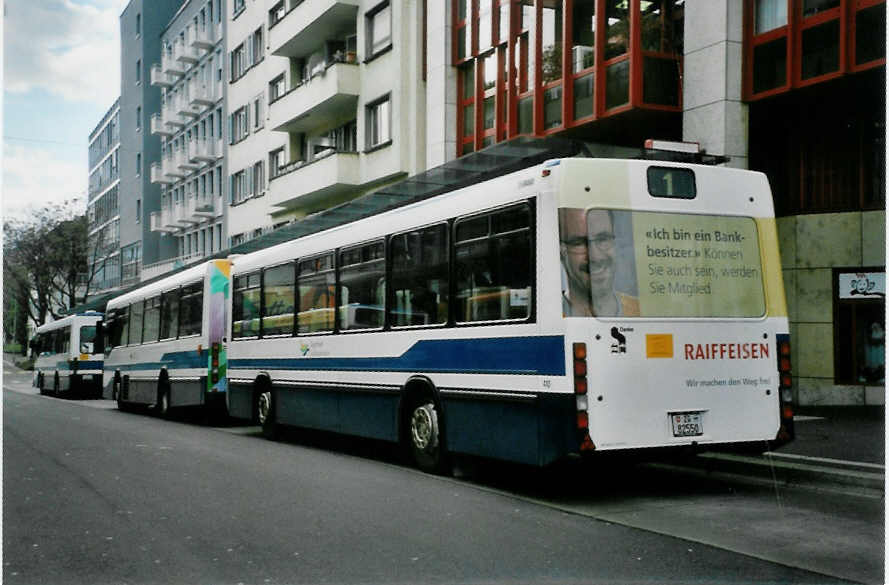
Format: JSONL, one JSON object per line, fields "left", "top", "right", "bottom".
{"left": 87, "top": 99, "right": 122, "bottom": 294}
{"left": 225, "top": 0, "right": 427, "bottom": 244}
{"left": 119, "top": 0, "right": 184, "bottom": 283}
{"left": 148, "top": 0, "right": 228, "bottom": 278}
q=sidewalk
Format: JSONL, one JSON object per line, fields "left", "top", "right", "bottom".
{"left": 778, "top": 405, "right": 885, "bottom": 465}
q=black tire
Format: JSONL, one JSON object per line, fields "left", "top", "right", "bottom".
{"left": 114, "top": 378, "right": 129, "bottom": 411}
{"left": 404, "top": 394, "right": 449, "bottom": 474}
{"left": 261, "top": 388, "right": 279, "bottom": 440}
{"left": 38, "top": 373, "right": 45, "bottom": 395}
{"left": 156, "top": 384, "right": 171, "bottom": 418}
{"left": 255, "top": 386, "right": 272, "bottom": 426}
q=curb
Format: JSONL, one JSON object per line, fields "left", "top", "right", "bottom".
{"left": 647, "top": 451, "right": 885, "bottom": 498}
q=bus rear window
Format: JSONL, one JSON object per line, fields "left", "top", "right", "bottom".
{"left": 559, "top": 209, "right": 765, "bottom": 318}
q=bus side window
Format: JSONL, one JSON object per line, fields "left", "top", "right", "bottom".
{"left": 390, "top": 224, "right": 449, "bottom": 327}
{"left": 180, "top": 282, "right": 204, "bottom": 337}
{"left": 262, "top": 263, "right": 295, "bottom": 337}
{"left": 298, "top": 254, "right": 335, "bottom": 334}
{"left": 130, "top": 301, "right": 145, "bottom": 345}
{"left": 455, "top": 204, "right": 533, "bottom": 323}
{"left": 338, "top": 241, "right": 385, "bottom": 331}
{"left": 233, "top": 273, "right": 261, "bottom": 339}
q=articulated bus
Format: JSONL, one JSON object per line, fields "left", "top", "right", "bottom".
{"left": 31, "top": 312, "right": 104, "bottom": 398}
{"left": 102, "top": 260, "right": 231, "bottom": 414}
{"left": 223, "top": 150, "right": 794, "bottom": 472}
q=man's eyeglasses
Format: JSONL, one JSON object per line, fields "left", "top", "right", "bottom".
{"left": 561, "top": 234, "right": 616, "bottom": 252}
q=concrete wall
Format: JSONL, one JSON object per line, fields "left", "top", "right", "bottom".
{"left": 779, "top": 211, "right": 886, "bottom": 406}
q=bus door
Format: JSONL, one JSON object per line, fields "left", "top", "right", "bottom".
{"left": 207, "top": 260, "right": 231, "bottom": 395}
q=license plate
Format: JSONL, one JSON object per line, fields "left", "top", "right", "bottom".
{"left": 671, "top": 412, "right": 703, "bottom": 437}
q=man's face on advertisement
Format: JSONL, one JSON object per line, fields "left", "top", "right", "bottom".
{"left": 586, "top": 209, "right": 617, "bottom": 300}
{"left": 560, "top": 209, "right": 617, "bottom": 301}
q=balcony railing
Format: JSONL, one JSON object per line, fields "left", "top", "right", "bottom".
{"left": 150, "top": 211, "right": 177, "bottom": 233}
{"left": 193, "top": 139, "right": 218, "bottom": 162}
{"left": 163, "top": 153, "right": 186, "bottom": 179}
{"left": 163, "top": 105, "right": 185, "bottom": 128}
{"left": 269, "top": 62, "right": 360, "bottom": 134}
{"left": 192, "top": 24, "right": 217, "bottom": 49}
{"left": 269, "top": 149, "right": 360, "bottom": 210}
{"left": 150, "top": 162, "right": 174, "bottom": 184}
{"left": 177, "top": 43, "right": 200, "bottom": 64}
{"left": 162, "top": 52, "right": 185, "bottom": 76}
{"left": 269, "top": 0, "right": 359, "bottom": 58}
{"left": 150, "top": 113, "right": 173, "bottom": 136}
{"left": 189, "top": 84, "right": 218, "bottom": 107}
{"left": 150, "top": 64, "right": 173, "bottom": 87}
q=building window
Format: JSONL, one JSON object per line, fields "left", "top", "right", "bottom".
{"left": 136, "top": 13, "right": 141, "bottom": 37}
{"left": 136, "top": 106, "right": 142, "bottom": 131}
{"left": 252, "top": 94, "right": 264, "bottom": 129}
{"left": 136, "top": 152, "right": 141, "bottom": 176}
{"left": 366, "top": 1, "right": 392, "bottom": 58}
{"left": 233, "top": 0, "right": 245, "bottom": 17}
{"left": 270, "top": 147, "right": 285, "bottom": 178}
{"left": 136, "top": 199, "right": 141, "bottom": 223}
{"left": 269, "top": 73, "right": 286, "bottom": 102}
{"left": 366, "top": 94, "right": 391, "bottom": 149}
{"left": 230, "top": 105, "right": 250, "bottom": 144}
{"left": 231, "top": 43, "right": 246, "bottom": 81}
{"left": 136, "top": 59, "right": 141, "bottom": 84}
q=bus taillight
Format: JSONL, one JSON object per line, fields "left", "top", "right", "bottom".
{"left": 573, "top": 343, "right": 595, "bottom": 452}
{"left": 211, "top": 342, "right": 220, "bottom": 384}
{"left": 775, "top": 334, "right": 794, "bottom": 443}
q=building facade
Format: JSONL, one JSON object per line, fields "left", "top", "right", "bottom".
{"left": 224, "top": 0, "right": 428, "bottom": 244}
{"left": 425, "top": 0, "right": 884, "bottom": 405}
{"left": 148, "top": 0, "right": 228, "bottom": 278}
{"left": 119, "top": 0, "right": 184, "bottom": 284}
{"left": 87, "top": 99, "right": 122, "bottom": 294}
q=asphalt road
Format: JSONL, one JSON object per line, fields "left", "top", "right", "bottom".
{"left": 4, "top": 351, "right": 881, "bottom": 585}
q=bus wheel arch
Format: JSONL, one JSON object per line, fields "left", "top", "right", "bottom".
{"left": 399, "top": 377, "right": 449, "bottom": 474}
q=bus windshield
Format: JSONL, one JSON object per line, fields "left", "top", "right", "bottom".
{"left": 79, "top": 325, "right": 97, "bottom": 354}
{"left": 559, "top": 208, "right": 766, "bottom": 318}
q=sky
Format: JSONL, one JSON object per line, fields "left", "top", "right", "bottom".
{"left": 3, "top": 0, "right": 129, "bottom": 221}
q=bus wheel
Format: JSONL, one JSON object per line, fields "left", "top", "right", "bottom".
{"left": 38, "top": 373, "right": 45, "bottom": 395}
{"left": 261, "top": 389, "right": 279, "bottom": 440}
{"left": 406, "top": 397, "right": 448, "bottom": 474}
{"left": 156, "top": 385, "right": 171, "bottom": 418}
{"left": 256, "top": 388, "right": 272, "bottom": 426}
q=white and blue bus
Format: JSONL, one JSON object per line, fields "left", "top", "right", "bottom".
{"left": 223, "top": 143, "right": 794, "bottom": 472}
{"left": 102, "top": 260, "right": 231, "bottom": 415}
{"left": 31, "top": 312, "right": 104, "bottom": 398}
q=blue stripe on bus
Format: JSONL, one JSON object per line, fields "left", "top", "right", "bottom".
{"left": 229, "top": 336, "right": 566, "bottom": 376}
{"left": 110, "top": 336, "right": 566, "bottom": 376}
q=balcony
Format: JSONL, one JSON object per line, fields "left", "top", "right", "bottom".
{"left": 269, "top": 63, "right": 359, "bottom": 134}
{"left": 162, "top": 52, "right": 185, "bottom": 76}
{"left": 189, "top": 84, "right": 218, "bottom": 108}
{"left": 150, "top": 211, "right": 177, "bottom": 233}
{"left": 150, "top": 64, "right": 173, "bottom": 87}
{"left": 177, "top": 43, "right": 200, "bottom": 65}
{"left": 163, "top": 153, "right": 186, "bottom": 179}
{"left": 190, "top": 194, "right": 217, "bottom": 220}
{"left": 150, "top": 113, "right": 173, "bottom": 136}
{"left": 269, "top": 0, "right": 359, "bottom": 58}
{"left": 150, "top": 162, "right": 174, "bottom": 184}
{"left": 269, "top": 150, "right": 360, "bottom": 210}
{"left": 193, "top": 139, "right": 218, "bottom": 162}
{"left": 191, "top": 25, "right": 217, "bottom": 50}
{"left": 176, "top": 94, "right": 200, "bottom": 118}
{"left": 163, "top": 105, "right": 185, "bottom": 128}
{"left": 179, "top": 146, "right": 201, "bottom": 172}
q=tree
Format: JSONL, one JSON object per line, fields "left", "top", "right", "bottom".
{"left": 3, "top": 200, "right": 99, "bottom": 334}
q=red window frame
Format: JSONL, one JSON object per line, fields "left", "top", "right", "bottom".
{"left": 744, "top": 0, "right": 885, "bottom": 101}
